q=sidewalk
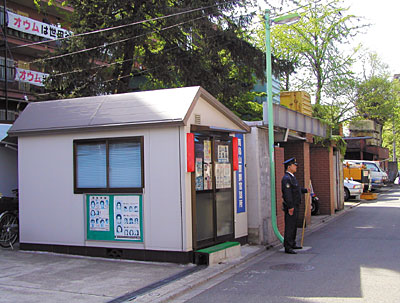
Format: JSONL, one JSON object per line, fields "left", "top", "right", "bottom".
{"left": 0, "top": 202, "right": 360, "bottom": 303}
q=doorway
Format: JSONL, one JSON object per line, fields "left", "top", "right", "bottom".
{"left": 192, "top": 134, "right": 234, "bottom": 250}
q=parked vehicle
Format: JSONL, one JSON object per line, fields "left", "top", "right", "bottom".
{"left": 0, "top": 189, "right": 19, "bottom": 248}
{"left": 344, "top": 160, "right": 388, "bottom": 189}
{"left": 344, "top": 178, "right": 363, "bottom": 201}
{"left": 343, "top": 162, "right": 371, "bottom": 192}
{"left": 311, "top": 192, "right": 320, "bottom": 216}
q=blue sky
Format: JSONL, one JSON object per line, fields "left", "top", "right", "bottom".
{"left": 347, "top": 0, "right": 400, "bottom": 74}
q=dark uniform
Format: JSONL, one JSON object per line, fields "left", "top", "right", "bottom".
{"left": 282, "top": 158, "right": 308, "bottom": 252}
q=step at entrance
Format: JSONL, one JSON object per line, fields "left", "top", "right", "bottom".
{"left": 194, "top": 241, "right": 241, "bottom": 265}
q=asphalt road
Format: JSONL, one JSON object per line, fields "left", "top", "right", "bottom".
{"left": 178, "top": 186, "right": 400, "bottom": 303}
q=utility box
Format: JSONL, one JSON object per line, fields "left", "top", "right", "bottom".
{"left": 280, "top": 91, "right": 312, "bottom": 117}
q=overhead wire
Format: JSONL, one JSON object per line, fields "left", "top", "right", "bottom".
{"left": 36, "top": 25, "right": 250, "bottom": 97}
{"left": 35, "top": 9, "right": 257, "bottom": 75}
{"left": 2, "top": 0, "right": 241, "bottom": 52}
{"left": 31, "top": 1, "right": 325, "bottom": 97}
{"left": 29, "top": 14, "right": 211, "bottom": 65}
{"left": 37, "top": 11, "right": 261, "bottom": 97}
{"left": 24, "top": 1, "right": 312, "bottom": 66}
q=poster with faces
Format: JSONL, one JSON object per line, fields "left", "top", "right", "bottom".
{"left": 114, "top": 195, "right": 141, "bottom": 240}
{"left": 217, "top": 145, "right": 229, "bottom": 163}
{"left": 89, "top": 196, "right": 110, "bottom": 231}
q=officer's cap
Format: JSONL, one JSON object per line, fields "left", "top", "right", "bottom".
{"left": 283, "top": 157, "right": 297, "bottom": 168}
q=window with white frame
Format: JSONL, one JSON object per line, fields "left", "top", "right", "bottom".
{"left": 74, "top": 137, "right": 144, "bottom": 193}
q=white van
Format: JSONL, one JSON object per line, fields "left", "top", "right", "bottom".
{"left": 343, "top": 160, "right": 388, "bottom": 188}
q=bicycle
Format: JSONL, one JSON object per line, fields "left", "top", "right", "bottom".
{"left": 0, "top": 189, "right": 19, "bottom": 249}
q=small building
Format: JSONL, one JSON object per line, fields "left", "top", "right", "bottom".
{"left": 8, "top": 86, "right": 250, "bottom": 263}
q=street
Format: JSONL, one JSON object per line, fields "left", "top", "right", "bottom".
{"left": 175, "top": 186, "right": 400, "bottom": 303}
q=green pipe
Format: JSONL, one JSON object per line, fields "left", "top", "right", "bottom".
{"left": 264, "top": 10, "right": 284, "bottom": 243}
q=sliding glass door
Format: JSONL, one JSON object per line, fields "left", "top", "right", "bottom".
{"left": 193, "top": 134, "right": 234, "bottom": 249}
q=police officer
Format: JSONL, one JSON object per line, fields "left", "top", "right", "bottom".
{"left": 281, "top": 157, "right": 308, "bottom": 254}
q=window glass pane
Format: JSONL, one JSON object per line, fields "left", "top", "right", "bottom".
{"left": 196, "top": 192, "right": 214, "bottom": 241}
{"left": 216, "top": 190, "right": 233, "bottom": 237}
{"left": 109, "top": 142, "right": 141, "bottom": 188}
{"left": 76, "top": 143, "right": 106, "bottom": 188}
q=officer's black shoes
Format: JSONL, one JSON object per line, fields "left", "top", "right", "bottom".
{"left": 285, "top": 248, "right": 297, "bottom": 254}
{"left": 292, "top": 245, "right": 303, "bottom": 250}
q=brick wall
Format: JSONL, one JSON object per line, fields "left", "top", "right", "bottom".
{"left": 310, "top": 146, "right": 335, "bottom": 215}
{"left": 274, "top": 147, "right": 285, "bottom": 235}
{"left": 280, "top": 141, "right": 311, "bottom": 227}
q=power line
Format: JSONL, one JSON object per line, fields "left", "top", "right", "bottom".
{"left": 37, "top": 28, "right": 253, "bottom": 97}
{"left": 3, "top": 0, "right": 240, "bottom": 52}
{"left": 27, "top": 1, "right": 321, "bottom": 97}
{"left": 29, "top": 14, "right": 211, "bottom": 65}
{"left": 27, "top": 1, "right": 320, "bottom": 88}
{"left": 29, "top": 8, "right": 257, "bottom": 66}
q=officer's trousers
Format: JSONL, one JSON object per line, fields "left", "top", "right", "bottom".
{"left": 284, "top": 205, "right": 299, "bottom": 249}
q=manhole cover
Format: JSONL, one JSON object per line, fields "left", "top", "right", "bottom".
{"left": 269, "top": 263, "right": 314, "bottom": 272}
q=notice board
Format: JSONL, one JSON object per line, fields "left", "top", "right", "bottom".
{"left": 86, "top": 194, "right": 143, "bottom": 242}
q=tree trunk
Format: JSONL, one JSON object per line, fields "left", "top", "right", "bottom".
{"left": 116, "top": 39, "right": 135, "bottom": 93}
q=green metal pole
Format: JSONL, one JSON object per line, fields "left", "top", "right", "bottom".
{"left": 264, "top": 10, "right": 284, "bottom": 243}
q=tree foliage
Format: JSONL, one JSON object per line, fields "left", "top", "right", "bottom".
{"left": 356, "top": 76, "right": 398, "bottom": 125}
{"left": 260, "top": 0, "right": 368, "bottom": 104}
{"left": 36, "top": 0, "right": 285, "bottom": 120}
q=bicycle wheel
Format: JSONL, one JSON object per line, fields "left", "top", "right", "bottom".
{"left": 0, "top": 212, "right": 19, "bottom": 248}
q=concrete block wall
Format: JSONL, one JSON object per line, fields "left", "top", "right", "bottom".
{"left": 245, "top": 127, "right": 270, "bottom": 245}
{"left": 274, "top": 147, "right": 285, "bottom": 235}
{"left": 310, "top": 146, "right": 335, "bottom": 215}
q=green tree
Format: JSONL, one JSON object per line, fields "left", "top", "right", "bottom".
{"left": 353, "top": 52, "right": 400, "bottom": 157}
{"left": 312, "top": 77, "right": 359, "bottom": 135}
{"left": 356, "top": 76, "right": 397, "bottom": 125}
{"left": 355, "top": 51, "right": 398, "bottom": 125}
{"left": 258, "top": 0, "right": 368, "bottom": 104}
{"left": 381, "top": 79, "right": 400, "bottom": 159}
{"left": 37, "top": 0, "right": 281, "bottom": 120}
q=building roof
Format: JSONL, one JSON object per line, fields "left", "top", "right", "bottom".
{"left": 8, "top": 86, "right": 250, "bottom": 136}
{"left": 246, "top": 103, "right": 327, "bottom": 138}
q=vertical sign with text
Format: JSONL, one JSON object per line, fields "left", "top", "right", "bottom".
{"left": 235, "top": 134, "right": 245, "bottom": 213}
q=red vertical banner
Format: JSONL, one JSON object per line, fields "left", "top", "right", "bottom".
{"left": 187, "top": 133, "right": 195, "bottom": 172}
{"left": 232, "top": 137, "right": 239, "bottom": 171}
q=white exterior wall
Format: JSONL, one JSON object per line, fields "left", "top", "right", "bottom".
{"left": 183, "top": 124, "right": 193, "bottom": 250}
{"left": 18, "top": 127, "right": 189, "bottom": 251}
{"left": 188, "top": 97, "right": 242, "bottom": 131}
{"left": 18, "top": 95, "right": 248, "bottom": 253}
{"left": 0, "top": 146, "right": 18, "bottom": 197}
